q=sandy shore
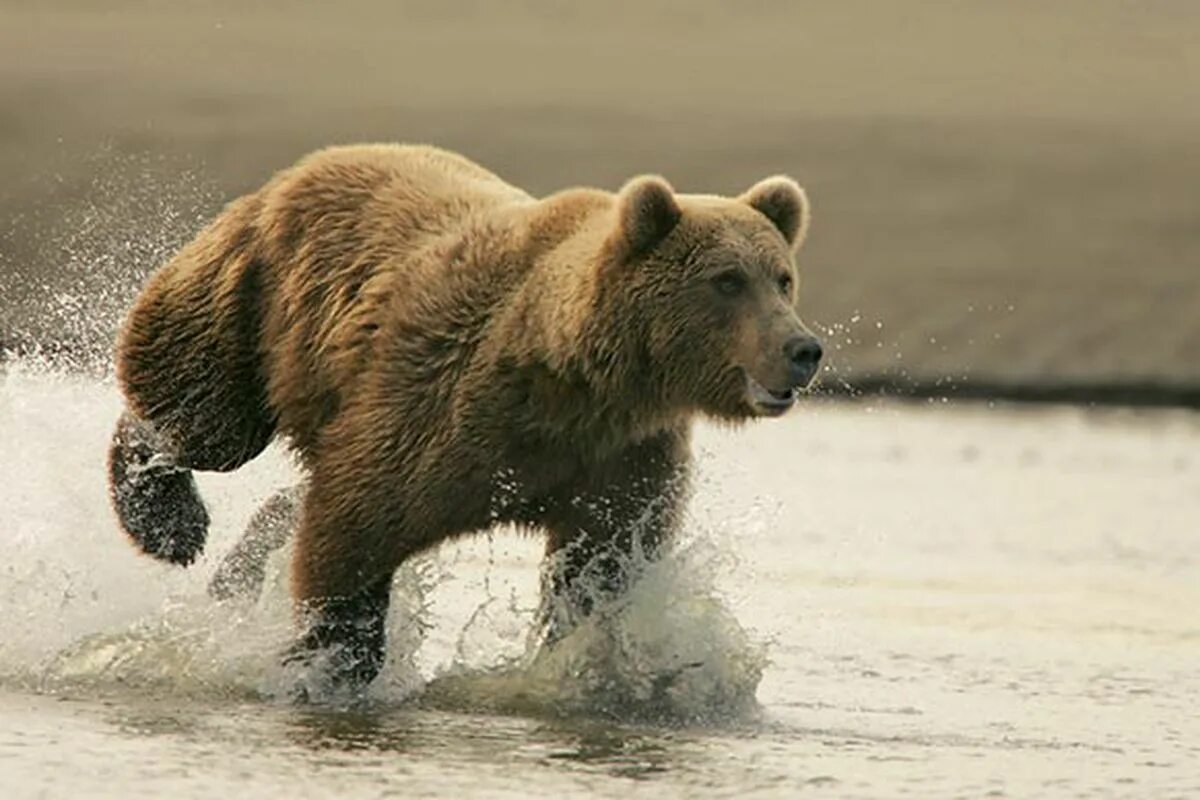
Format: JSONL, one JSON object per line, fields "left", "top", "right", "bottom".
{"left": 2, "top": 1, "right": 1198, "bottom": 403}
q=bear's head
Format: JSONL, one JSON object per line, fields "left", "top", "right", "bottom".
{"left": 598, "top": 174, "right": 821, "bottom": 422}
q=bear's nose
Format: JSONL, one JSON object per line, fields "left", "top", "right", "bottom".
{"left": 783, "top": 335, "right": 823, "bottom": 385}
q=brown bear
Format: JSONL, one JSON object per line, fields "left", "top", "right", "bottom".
{"left": 107, "top": 144, "right": 822, "bottom": 693}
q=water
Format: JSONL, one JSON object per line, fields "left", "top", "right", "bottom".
{"left": 2, "top": 363, "right": 1198, "bottom": 799}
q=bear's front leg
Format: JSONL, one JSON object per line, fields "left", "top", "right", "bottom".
{"left": 284, "top": 574, "right": 392, "bottom": 697}
{"left": 539, "top": 429, "right": 690, "bottom": 644}
{"left": 285, "top": 469, "right": 413, "bottom": 698}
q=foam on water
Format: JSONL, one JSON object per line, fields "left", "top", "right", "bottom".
{"left": 0, "top": 362, "right": 766, "bottom": 722}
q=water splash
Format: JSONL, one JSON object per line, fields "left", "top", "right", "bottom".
{"left": 1, "top": 363, "right": 766, "bottom": 723}
{"left": 419, "top": 523, "right": 765, "bottom": 724}
{"left": 0, "top": 148, "right": 220, "bottom": 374}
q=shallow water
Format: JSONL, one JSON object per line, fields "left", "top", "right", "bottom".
{"left": 2, "top": 364, "right": 1198, "bottom": 799}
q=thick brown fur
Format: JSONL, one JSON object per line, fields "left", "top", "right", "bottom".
{"left": 110, "top": 144, "right": 820, "bottom": 691}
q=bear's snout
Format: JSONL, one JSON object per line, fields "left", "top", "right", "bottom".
{"left": 783, "top": 335, "right": 823, "bottom": 388}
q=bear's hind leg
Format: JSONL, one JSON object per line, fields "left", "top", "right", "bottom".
{"left": 108, "top": 411, "right": 209, "bottom": 565}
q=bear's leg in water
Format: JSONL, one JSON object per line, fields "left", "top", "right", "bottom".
{"left": 285, "top": 574, "right": 393, "bottom": 695}
{"left": 284, "top": 469, "right": 417, "bottom": 695}
{"left": 539, "top": 430, "right": 690, "bottom": 644}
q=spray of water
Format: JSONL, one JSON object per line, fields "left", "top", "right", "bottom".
{"left": 0, "top": 362, "right": 767, "bottom": 723}
{"left": 422, "top": 534, "right": 766, "bottom": 724}
{"left": 1, "top": 148, "right": 221, "bottom": 375}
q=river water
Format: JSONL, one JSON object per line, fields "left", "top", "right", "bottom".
{"left": 1, "top": 364, "right": 1197, "bottom": 799}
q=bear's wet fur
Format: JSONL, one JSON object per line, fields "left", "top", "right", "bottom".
{"left": 109, "top": 144, "right": 820, "bottom": 694}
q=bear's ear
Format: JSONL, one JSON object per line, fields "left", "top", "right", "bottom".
{"left": 741, "top": 176, "right": 810, "bottom": 251}
{"left": 611, "top": 175, "right": 682, "bottom": 259}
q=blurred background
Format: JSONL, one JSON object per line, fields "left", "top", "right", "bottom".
{"left": 2, "top": 0, "right": 1198, "bottom": 405}
{"left": 3, "top": 8, "right": 1199, "bottom": 794}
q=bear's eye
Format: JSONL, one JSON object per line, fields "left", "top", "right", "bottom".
{"left": 778, "top": 274, "right": 793, "bottom": 295}
{"left": 711, "top": 270, "right": 747, "bottom": 297}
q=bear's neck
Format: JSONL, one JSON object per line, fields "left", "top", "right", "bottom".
{"left": 485, "top": 193, "right": 684, "bottom": 453}
{"left": 518, "top": 268, "right": 686, "bottom": 448}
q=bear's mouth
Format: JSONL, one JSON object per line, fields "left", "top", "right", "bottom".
{"left": 744, "top": 373, "right": 797, "bottom": 417}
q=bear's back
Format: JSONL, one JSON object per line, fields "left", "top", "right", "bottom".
{"left": 252, "top": 145, "right": 533, "bottom": 449}
{"left": 270, "top": 144, "right": 530, "bottom": 238}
